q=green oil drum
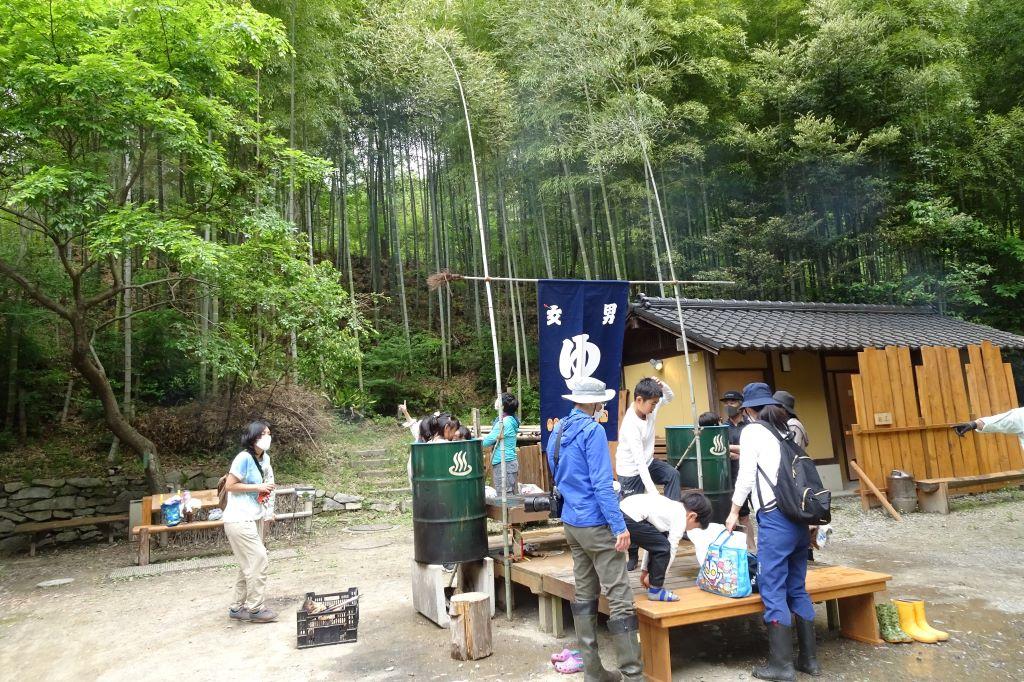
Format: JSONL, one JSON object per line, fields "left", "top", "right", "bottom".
{"left": 411, "top": 439, "right": 487, "bottom": 564}
{"left": 665, "top": 425, "right": 734, "bottom": 523}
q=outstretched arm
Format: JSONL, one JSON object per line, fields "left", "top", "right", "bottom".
{"left": 977, "top": 407, "right": 1024, "bottom": 434}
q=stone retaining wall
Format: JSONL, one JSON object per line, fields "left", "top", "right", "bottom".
{"left": 0, "top": 473, "right": 148, "bottom": 554}
{"left": 0, "top": 468, "right": 383, "bottom": 555}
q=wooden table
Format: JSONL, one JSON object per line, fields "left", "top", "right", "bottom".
{"left": 142, "top": 489, "right": 219, "bottom": 525}
{"left": 135, "top": 486, "right": 313, "bottom": 565}
{"left": 486, "top": 502, "right": 551, "bottom": 525}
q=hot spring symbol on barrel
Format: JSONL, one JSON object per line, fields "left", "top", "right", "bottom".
{"left": 449, "top": 450, "right": 473, "bottom": 476}
{"left": 710, "top": 432, "right": 728, "bottom": 457}
{"left": 666, "top": 424, "right": 734, "bottom": 524}
{"left": 411, "top": 440, "right": 487, "bottom": 564}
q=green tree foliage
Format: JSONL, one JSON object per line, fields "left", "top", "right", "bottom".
{"left": 0, "top": 0, "right": 360, "bottom": 488}
{"left": 4, "top": 0, "right": 1024, "bottom": 466}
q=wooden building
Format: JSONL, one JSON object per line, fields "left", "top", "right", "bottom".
{"left": 623, "top": 296, "right": 1024, "bottom": 491}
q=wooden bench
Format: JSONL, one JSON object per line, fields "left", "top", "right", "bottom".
{"left": 15, "top": 515, "right": 127, "bottom": 556}
{"left": 916, "top": 468, "right": 1024, "bottom": 514}
{"left": 133, "top": 520, "right": 225, "bottom": 566}
{"left": 636, "top": 566, "right": 890, "bottom": 682}
{"left": 494, "top": 550, "right": 890, "bottom": 682}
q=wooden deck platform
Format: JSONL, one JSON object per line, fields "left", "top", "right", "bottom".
{"left": 493, "top": 535, "right": 891, "bottom": 680}
{"left": 492, "top": 539, "right": 700, "bottom": 629}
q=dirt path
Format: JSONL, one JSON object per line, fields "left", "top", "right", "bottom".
{"left": 1, "top": 495, "right": 1022, "bottom": 681}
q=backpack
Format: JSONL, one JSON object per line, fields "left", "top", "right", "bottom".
{"left": 754, "top": 421, "right": 831, "bottom": 526}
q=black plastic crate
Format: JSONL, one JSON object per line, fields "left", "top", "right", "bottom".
{"left": 296, "top": 588, "right": 359, "bottom": 649}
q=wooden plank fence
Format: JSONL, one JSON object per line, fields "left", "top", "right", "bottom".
{"left": 851, "top": 342, "right": 1023, "bottom": 503}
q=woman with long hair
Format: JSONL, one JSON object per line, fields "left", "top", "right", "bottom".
{"left": 223, "top": 420, "right": 277, "bottom": 623}
{"left": 726, "top": 383, "right": 820, "bottom": 681}
{"left": 482, "top": 393, "right": 520, "bottom": 496}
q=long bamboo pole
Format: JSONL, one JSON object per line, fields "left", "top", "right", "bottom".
{"left": 432, "top": 274, "right": 734, "bottom": 286}
{"left": 433, "top": 37, "right": 512, "bottom": 620}
{"left": 641, "top": 141, "right": 705, "bottom": 488}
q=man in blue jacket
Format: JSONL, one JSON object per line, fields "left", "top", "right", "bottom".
{"left": 548, "top": 377, "right": 642, "bottom": 681}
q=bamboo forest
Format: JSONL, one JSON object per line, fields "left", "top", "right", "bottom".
{"left": 4, "top": 0, "right": 1024, "bottom": 490}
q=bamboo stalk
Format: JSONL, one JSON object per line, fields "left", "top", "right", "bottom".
{"left": 432, "top": 36, "right": 511, "bottom": 620}
{"left": 639, "top": 136, "right": 704, "bottom": 487}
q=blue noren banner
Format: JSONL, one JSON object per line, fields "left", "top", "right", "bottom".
{"left": 537, "top": 280, "right": 629, "bottom": 451}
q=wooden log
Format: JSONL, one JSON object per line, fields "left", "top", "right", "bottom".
{"left": 849, "top": 460, "right": 902, "bottom": 521}
{"left": 449, "top": 592, "right": 493, "bottom": 661}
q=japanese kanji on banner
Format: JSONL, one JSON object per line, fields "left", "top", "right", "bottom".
{"left": 537, "top": 279, "right": 629, "bottom": 451}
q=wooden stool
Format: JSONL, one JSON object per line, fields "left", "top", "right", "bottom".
{"left": 449, "top": 592, "right": 492, "bottom": 660}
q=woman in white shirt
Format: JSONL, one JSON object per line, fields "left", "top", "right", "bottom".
{"left": 223, "top": 421, "right": 277, "bottom": 624}
{"left": 726, "top": 383, "right": 820, "bottom": 681}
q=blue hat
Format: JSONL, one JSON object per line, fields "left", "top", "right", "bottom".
{"left": 741, "top": 382, "right": 782, "bottom": 409}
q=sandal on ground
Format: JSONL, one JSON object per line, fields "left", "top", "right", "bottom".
{"left": 647, "top": 587, "right": 680, "bottom": 602}
{"left": 554, "top": 656, "right": 585, "bottom": 674}
{"left": 550, "top": 648, "right": 581, "bottom": 663}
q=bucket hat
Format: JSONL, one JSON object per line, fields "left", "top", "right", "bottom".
{"left": 562, "top": 376, "right": 616, "bottom": 404}
{"left": 773, "top": 390, "right": 798, "bottom": 417}
{"left": 740, "top": 382, "right": 781, "bottom": 409}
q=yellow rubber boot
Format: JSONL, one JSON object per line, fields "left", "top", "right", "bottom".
{"left": 911, "top": 600, "right": 949, "bottom": 642}
{"left": 893, "top": 599, "right": 938, "bottom": 643}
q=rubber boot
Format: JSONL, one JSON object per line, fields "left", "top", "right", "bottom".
{"left": 608, "top": 615, "right": 643, "bottom": 681}
{"left": 793, "top": 615, "right": 822, "bottom": 676}
{"left": 910, "top": 600, "right": 949, "bottom": 642}
{"left": 752, "top": 622, "right": 795, "bottom": 682}
{"left": 893, "top": 599, "right": 938, "bottom": 643}
{"left": 876, "top": 603, "right": 912, "bottom": 643}
{"left": 571, "top": 601, "right": 618, "bottom": 682}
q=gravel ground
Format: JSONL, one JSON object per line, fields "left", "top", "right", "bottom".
{"left": 0, "top": 491, "right": 1022, "bottom": 681}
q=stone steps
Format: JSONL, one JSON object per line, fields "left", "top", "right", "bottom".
{"left": 351, "top": 449, "right": 387, "bottom": 458}
{"left": 359, "top": 469, "right": 395, "bottom": 480}
{"left": 352, "top": 458, "right": 390, "bottom": 469}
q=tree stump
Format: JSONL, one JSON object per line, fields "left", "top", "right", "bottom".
{"left": 449, "top": 592, "right": 493, "bottom": 661}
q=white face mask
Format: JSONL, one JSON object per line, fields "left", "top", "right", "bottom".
{"left": 256, "top": 434, "right": 272, "bottom": 452}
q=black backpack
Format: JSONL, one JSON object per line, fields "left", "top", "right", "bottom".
{"left": 754, "top": 421, "right": 831, "bottom": 526}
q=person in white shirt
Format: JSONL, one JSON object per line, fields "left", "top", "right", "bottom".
{"left": 621, "top": 491, "right": 711, "bottom": 601}
{"left": 954, "top": 407, "right": 1024, "bottom": 450}
{"left": 725, "top": 383, "right": 820, "bottom": 681}
{"left": 616, "top": 377, "right": 680, "bottom": 500}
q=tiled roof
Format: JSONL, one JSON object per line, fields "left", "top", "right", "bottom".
{"left": 631, "top": 296, "right": 1024, "bottom": 351}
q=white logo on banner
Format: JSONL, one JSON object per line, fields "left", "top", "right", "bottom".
{"left": 602, "top": 303, "right": 617, "bottom": 325}
{"left": 711, "top": 433, "right": 728, "bottom": 457}
{"left": 559, "top": 333, "right": 601, "bottom": 390}
{"left": 449, "top": 450, "right": 472, "bottom": 476}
